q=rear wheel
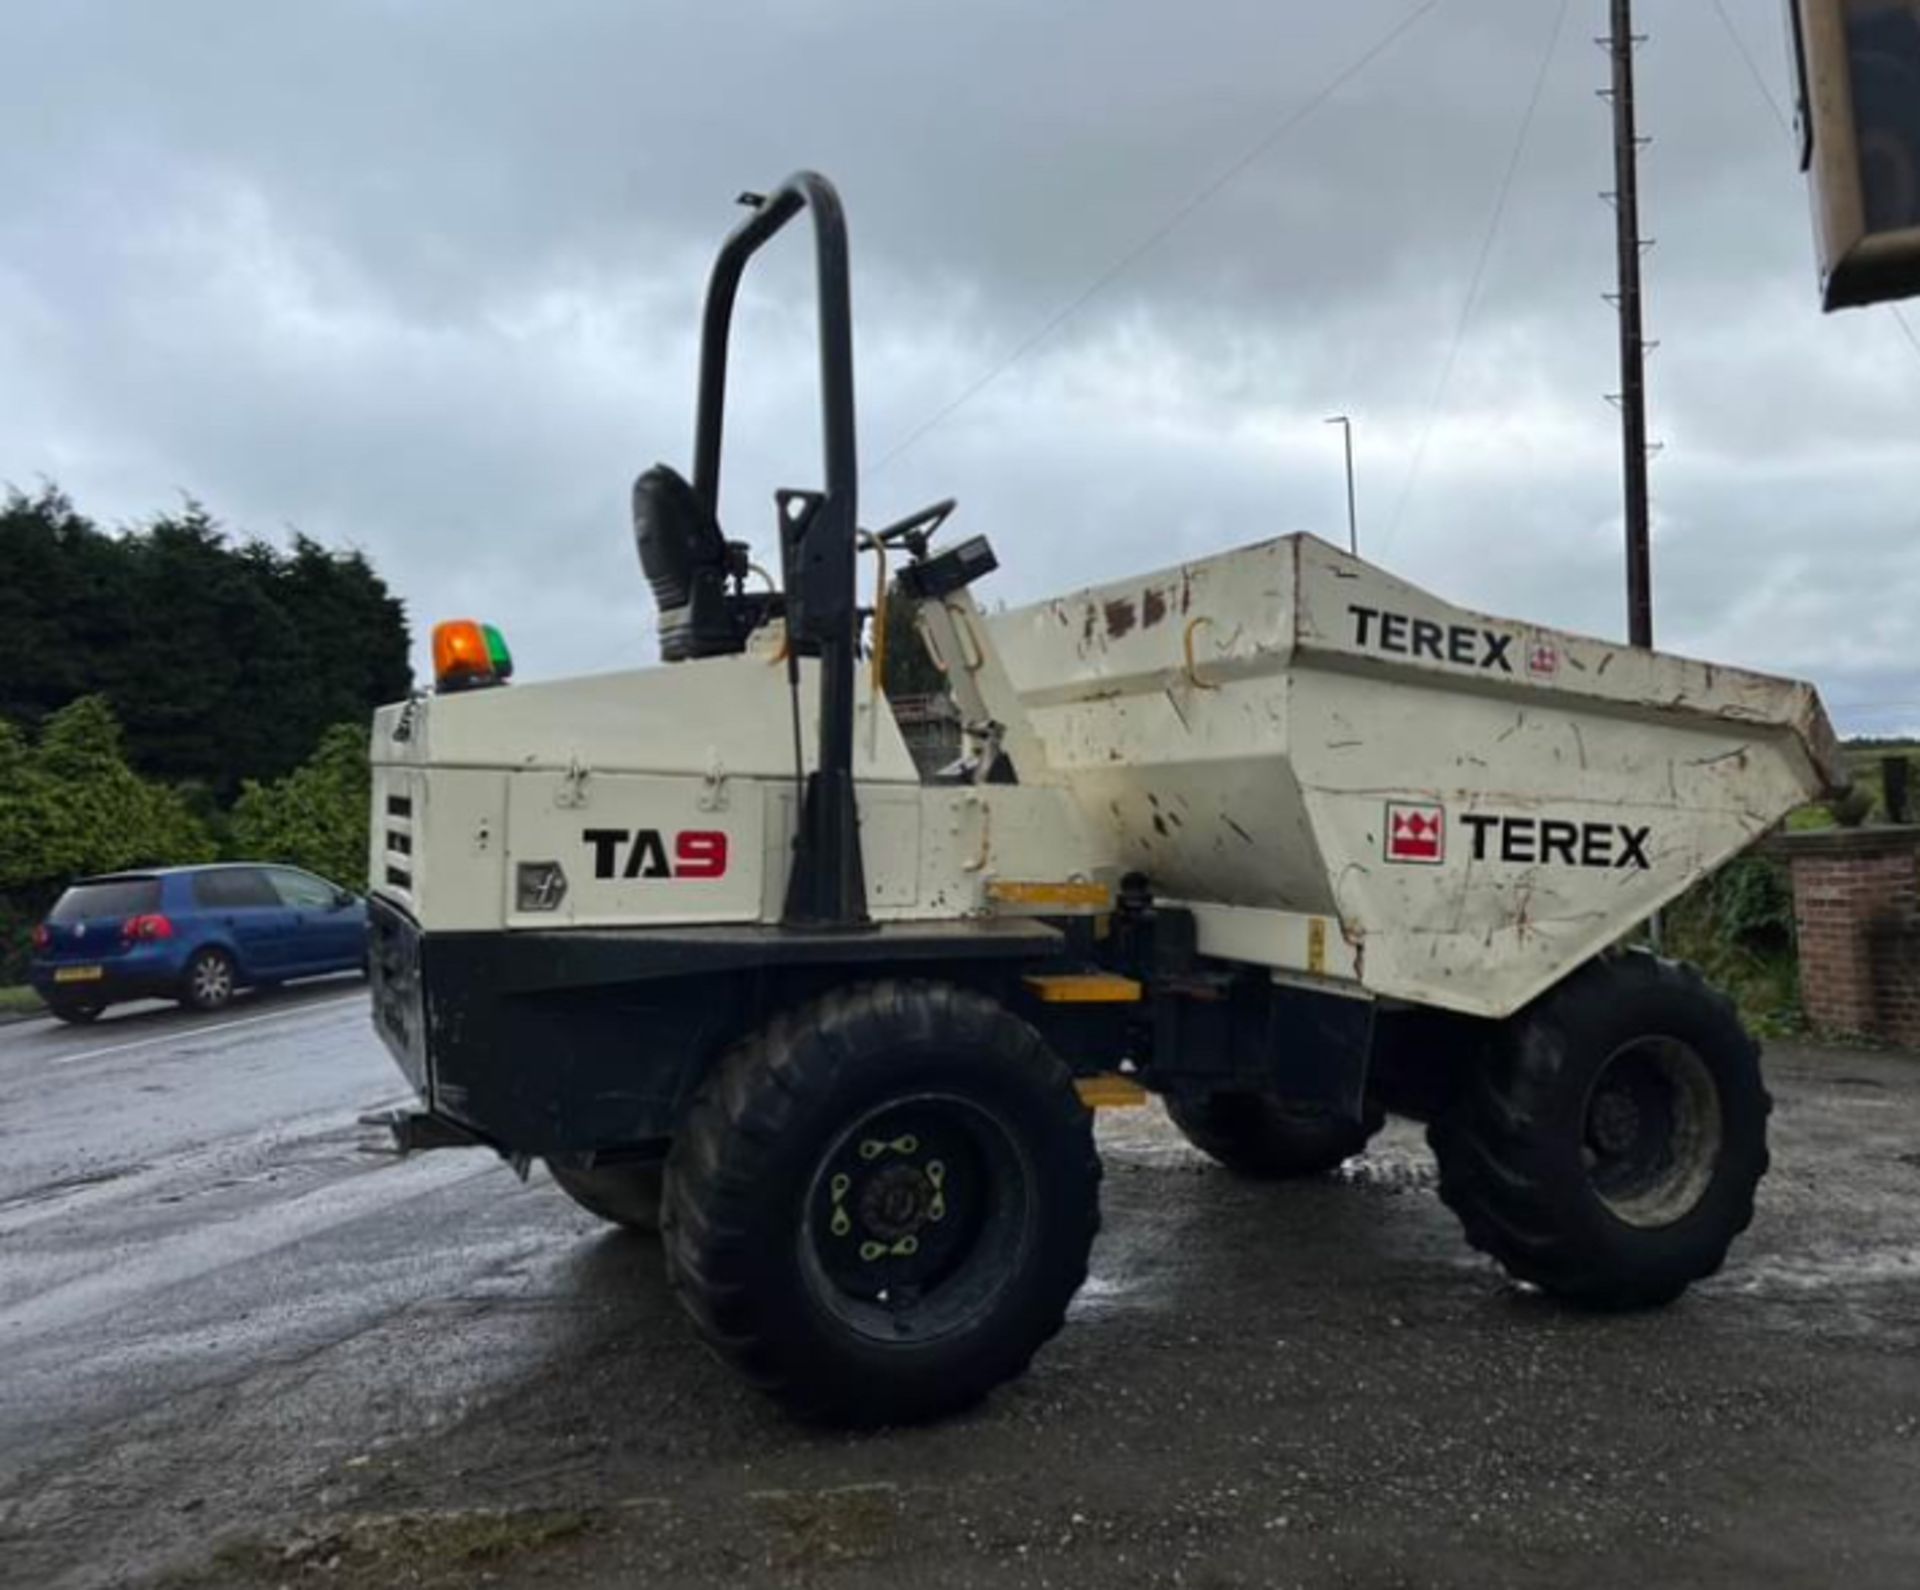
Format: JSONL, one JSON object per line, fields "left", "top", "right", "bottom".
{"left": 1165, "top": 1092, "right": 1385, "bottom": 1179}
{"left": 548, "top": 1161, "right": 664, "bottom": 1232}
{"left": 1429, "top": 951, "right": 1768, "bottom": 1309}
{"left": 48, "top": 1000, "right": 104, "bottom": 1025}
{"left": 181, "top": 947, "right": 237, "bottom": 1013}
{"left": 663, "top": 981, "right": 1101, "bottom": 1426}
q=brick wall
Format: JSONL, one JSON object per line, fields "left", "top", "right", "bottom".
{"left": 1780, "top": 828, "right": 1920, "bottom": 1045}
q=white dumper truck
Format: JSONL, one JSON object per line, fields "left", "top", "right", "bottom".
{"left": 366, "top": 174, "right": 1844, "bottom": 1425}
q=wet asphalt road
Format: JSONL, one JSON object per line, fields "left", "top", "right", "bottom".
{"left": 1, "top": 989, "right": 1918, "bottom": 1590}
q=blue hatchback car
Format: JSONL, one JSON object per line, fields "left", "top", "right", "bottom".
{"left": 30, "top": 864, "right": 368, "bottom": 1023}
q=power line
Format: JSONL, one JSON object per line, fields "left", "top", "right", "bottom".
{"left": 1894, "top": 305, "right": 1920, "bottom": 361}
{"left": 865, "top": 0, "right": 1446, "bottom": 481}
{"left": 1709, "top": 0, "right": 1792, "bottom": 133}
{"left": 1382, "top": 0, "right": 1571, "bottom": 552}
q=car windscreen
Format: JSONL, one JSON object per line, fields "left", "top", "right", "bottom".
{"left": 269, "top": 869, "right": 340, "bottom": 909}
{"left": 50, "top": 877, "right": 161, "bottom": 923}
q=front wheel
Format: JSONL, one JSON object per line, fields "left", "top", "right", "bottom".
{"left": 663, "top": 981, "right": 1101, "bottom": 1426}
{"left": 181, "top": 947, "right": 237, "bottom": 1013}
{"left": 1429, "top": 951, "right": 1769, "bottom": 1310}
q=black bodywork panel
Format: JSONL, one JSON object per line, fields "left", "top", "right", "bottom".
{"left": 368, "top": 897, "right": 1083, "bottom": 1155}
{"left": 368, "top": 892, "right": 1389, "bottom": 1157}
{"left": 894, "top": 534, "right": 999, "bottom": 601}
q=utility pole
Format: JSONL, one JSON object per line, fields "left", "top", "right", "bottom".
{"left": 1603, "top": 0, "right": 1654, "bottom": 648}
{"left": 1324, "top": 414, "right": 1358, "bottom": 555}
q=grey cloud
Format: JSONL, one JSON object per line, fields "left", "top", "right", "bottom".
{"left": 3, "top": 0, "right": 1916, "bottom": 732}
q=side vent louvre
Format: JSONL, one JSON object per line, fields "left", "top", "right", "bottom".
{"left": 380, "top": 781, "right": 416, "bottom": 904}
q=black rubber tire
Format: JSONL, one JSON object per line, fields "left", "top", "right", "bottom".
{"left": 1428, "top": 951, "right": 1769, "bottom": 1310}
{"left": 662, "top": 980, "right": 1101, "bottom": 1427}
{"left": 181, "top": 947, "right": 237, "bottom": 1012}
{"left": 1165, "top": 1092, "right": 1386, "bottom": 1179}
{"left": 48, "top": 1001, "right": 105, "bottom": 1025}
{"left": 548, "top": 1161, "right": 664, "bottom": 1233}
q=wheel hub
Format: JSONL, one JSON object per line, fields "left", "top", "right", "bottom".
{"left": 1587, "top": 1086, "right": 1643, "bottom": 1156}
{"left": 1582, "top": 1037, "right": 1723, "bottom": 1229}
{"left": 859, "top": 1162, "right": 937, "bottom": 1240}
{"left": 808, "top": 1102, "right": 995, "bottom": 1318}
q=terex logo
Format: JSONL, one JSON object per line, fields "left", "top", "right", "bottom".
{"left": 1385, "top": 801, "right": 1446, "bottom": 864}
{"left": 1349, "top": 604, "right": 1513, "bottom": 673}
{"left": 1381, "top": 805, "right": 1653, "bottom": 871}
{"left": 1461, "top": 815, "right": 1651, "bottom": 871}
{"left": 583, "top": 828, "right": 729, "bottom": 880}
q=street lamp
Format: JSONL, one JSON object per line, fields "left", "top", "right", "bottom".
{"left": 1324, "top": 415, "right": 1358, "bottom": 556}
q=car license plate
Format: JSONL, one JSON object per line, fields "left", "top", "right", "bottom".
{"left": 54, "top": 965, "right": 104, "bottom": 984}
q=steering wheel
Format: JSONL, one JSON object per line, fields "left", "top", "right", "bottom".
{"left": 864, "top": 498, "right": 957, "bottom": 554}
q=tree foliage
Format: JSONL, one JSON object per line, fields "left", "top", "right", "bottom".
{"left": 229, "top": 724, "right": 373, "bottom": 890}
{"left": 1663, "top": 854, "right": 1802, "bottom": 1035}
{"left": 0, "top": 697, "right": 215, "bottom": 978}
{"left": 0, "top": 486, "right": 411, "bottom": 797}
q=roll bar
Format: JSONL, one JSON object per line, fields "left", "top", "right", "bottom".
{"left": 693, "top": 172, "right": 867, "bottom": 929}
{"left": 692, "top": 172, "right": 857, "bottom": 521}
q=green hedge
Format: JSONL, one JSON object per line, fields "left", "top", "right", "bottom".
{"left": 1, "top": 701, "right": 370, "bottom": 982}
{"left": 1, "top": 697, "right": 216, "bottom": 979}
{"left": 1661, "top": 853, "right": 1802, "bottom": 1035}
{"left": 229, "top": 723, "right": 371, "bottom": 890}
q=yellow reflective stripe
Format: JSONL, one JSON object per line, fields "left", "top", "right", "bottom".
{"left": 987, "top": 880, "right": 1114, "bottom": 910}
{"left": 1075, "top": 1076, "right": 1150, "bottom": 1109}
{"left": 1023, "top": 973, "right": 1143, "bottom": 1004}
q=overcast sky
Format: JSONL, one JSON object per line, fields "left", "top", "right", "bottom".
{"left": 5, "top": 0, "right": 1917, "bottom": 733}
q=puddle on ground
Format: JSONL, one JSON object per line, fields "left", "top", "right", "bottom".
{"left": 1066, "top": 1270, "right": 1141, "bottom": 1319}
{"left": 1329, "top": 1151, "right": 1437, "bottom": 1194}
{"left": 1717, "top": 1243, "right": 1920, "bottom": 1296}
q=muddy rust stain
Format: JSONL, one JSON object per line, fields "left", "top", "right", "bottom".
{"left": 1142, "top": 588, "right": 1168, "bottom": 629}
{"left": 1104, "top": 598, "right": 1138, "bottom": 639}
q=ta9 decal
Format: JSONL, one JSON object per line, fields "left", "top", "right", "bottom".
{"left": 583, "top": 828, "right": 729, "bottom": 880}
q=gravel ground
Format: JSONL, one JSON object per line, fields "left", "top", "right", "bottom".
{"left": 0, "top": 989, "right": 1916, "bottom": 1589}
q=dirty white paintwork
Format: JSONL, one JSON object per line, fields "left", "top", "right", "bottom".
{"left": 369, "top": 651, "right": 1111, "bottom": 935}
{"left": 372, "top": 532, "right": 1838, "bottom": 1021}
{"left": 989, "top": 534, "right": 1840, "bottom": 1017}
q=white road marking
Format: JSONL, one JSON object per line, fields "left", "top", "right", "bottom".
{"left": 49, "top": 994, "right": 368, "bottom": 1067}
